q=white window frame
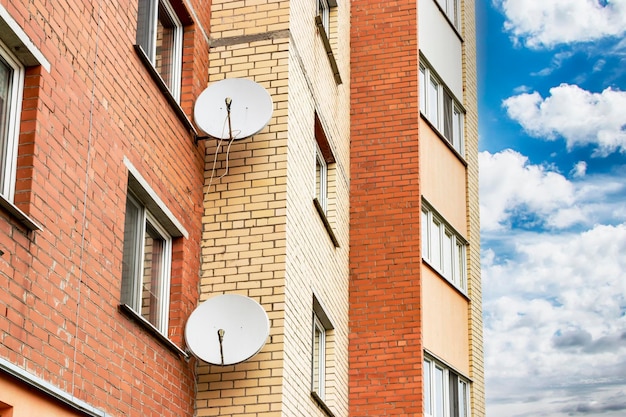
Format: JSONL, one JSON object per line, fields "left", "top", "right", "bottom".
{"left": 424, "top": 356, "right": 471, "bottom": 417}
{"left": 317, "top": 0, "right": 331, "bottom": 36}
{"left": 312, "top": 314, "right": 327, "bottom": 399}
{"left": 121, "top": 158, "right": 188, "bottom": 336}
{"left": 421, "top": 202, "right": 467, "bottom": 293}
{"left": 436, "top": 0, "right": 461, "bottom": 30}
{"left": 419, "top": 61, "right": 464, "bottom": 156}
{"left": 122, "top": 191, "right": 173, "bottom": 335}
{"left": 0, "top": 40, "right": 24, "bottom": 202}
{"left": 136, "top": 0, "right": 183, "bottom": 102}
{"left": 315, "top": 143, "right": 328, "bottom": 213}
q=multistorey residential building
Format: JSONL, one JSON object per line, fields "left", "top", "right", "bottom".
{"left": 350, "top": 0, "right": 484, "bottom": 417}
{"left": 1, "top": 1, "right": 481, "bottom": 417}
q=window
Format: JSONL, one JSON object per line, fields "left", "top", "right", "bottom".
{"left": 311, "top": 295, "right": 334, "bottom": 404}
{"left": 0, "top": 41, "right": 24, "bottom": 202}
{"left": 136, "top": 0, "right": 183, "bottom": 102}
{"left": 424, "top": 356, "right": 471, "bottom": 417}
{"left": 421, "top": 201, "right": 467, "bottom": 293}
{"left": 436, "top": 0, "right": 461, "bottom": 30}
{"left": 121, "top": 158, "right": 188, "bottom": 336}
{"left": 312, "top": 314, "right": 326, "bottom": 398}
{"left": 317, "top": 0, "right": 331, "bottom": 36}
{"left": 122, "top": 192, "right": 172, "bottom": 334}
{"left": 315, "top": 144, "right": 328, "bottom": 213}
{"left": 313, "top": 113, "right": 335, "bottom": 216}
{"left": 419, "top": 61, "right": 464, "bottom": 156}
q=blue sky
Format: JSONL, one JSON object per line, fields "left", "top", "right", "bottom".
{"left": 477, "top": 0, "right": 626, "bottom": 416}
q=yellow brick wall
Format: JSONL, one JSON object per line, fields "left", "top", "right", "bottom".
{"left": 197, "top": 0, "right": 350, "bottom": 415}
{"left": 461, "top": 0, "right": 485, "bottom": 416}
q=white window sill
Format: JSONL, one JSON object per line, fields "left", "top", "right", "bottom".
{"left": 311, "top": 391, "right": 336, "bottom": 417}
{"left": 0, "top": 194, "right": 42, "bottom": 231}
{"left": 118, "top": 304, "right": 189, "bottom": 359}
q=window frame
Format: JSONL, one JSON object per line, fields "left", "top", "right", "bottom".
{"left": 0, "top": 40, "right": 24, "bottom": 202}
{"left": 122, "top": 190, "right": 173, "bottom": 335}
{"left": 421, "top": 201, "right": 467, "bottom": 293}
{"left": 424, "top": 356, "right": 471, "bottom": 417}
{"left": 317, "top": 0, "right": 331, "bottom": 36}
{"left": 136, "top": 0, "right": 183, "bottom": 102}
{"left": 436, "top": 0, "right": 461, "bottom": 30}
{"left": 419, "top": 60, "right": 465, "bottom": 156}
{"left": 315, "top": 143, "right": 328, "bottom": 213}
{"left": 312, "top": 313, "right": 327, "bottom": 399}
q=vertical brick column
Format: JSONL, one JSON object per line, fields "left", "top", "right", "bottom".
{"left": 350, "top": 1, "right": 423, "bottom": 415}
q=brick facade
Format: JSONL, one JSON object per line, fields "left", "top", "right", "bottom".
{"left": 1, "top": 1, "right": 209, "bottom": 415}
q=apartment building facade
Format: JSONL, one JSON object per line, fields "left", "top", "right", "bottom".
{"left": 350, "top": 0, "right": 484, "bottom": 417}
{"left": 1, "top": 1, "right": 481, "bottom": 417}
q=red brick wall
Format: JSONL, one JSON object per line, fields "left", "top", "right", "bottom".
{"left": 0, "top": 1, "right": 210, "bottom": 415}
{"left": 350, "top": 1, "right": 424, "bottom": 415}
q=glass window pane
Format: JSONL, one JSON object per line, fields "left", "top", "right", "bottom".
{"left": 419, "top": 65, "right": 426, "bottom": 114}
{"left": 0, "top": 57, "right": 12, "bottom": 187}
{"left": 421, "top": 209, "right": 429, "bottom": 261}
{"left": 435, "top": 366, "right": 445, "bottom": 417}
{"left": 424, "top": 360, "right": 432, "bottom": 415}
{"left": 122, "top": 196, "right": 143, "bottom": 309}
{"left": 443, "top": 230, "right": 453, "bottom": 279}
{"left": 428, "top": 77, "right": 439, "bottom": 125}
{"left": 453, "top": 106, "right": 462, "bottom": 151}
{"left": 315, "top": 148, "right": 327, "bottom": 212}
{"left": 155, "top": 2, "right": 176, "bottom": 90}
{"left": 142, "top": 222, "right": 165, "bottom": 329}
{"left": 431, "top": 218, "right": 441, "bottom": 269}
{"left": 459, "top": 380, "right": 468, "bottom": 417}
{"left": 312, "top": 318, "right": 326, "bottom": 397}
{"left": 443, "top": 91, "right": 453, "bottom": 141}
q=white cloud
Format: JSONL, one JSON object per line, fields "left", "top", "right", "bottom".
{"left": 503, "top": 84, "right": 626, "bottom": 156}
{"left": 480, "top": 150, "right": 577, "bottom": 231}
{"left": 570, "top": 161, "right": 587, "bottom": 178}
{"left": 480, "top": 150, "right": 626, "bottom": 232}
{"left": 483, "top": 223, "right": 626, "bottom": 417}
{"left": 496, "top": 0, "right": 626, "bottom": 48}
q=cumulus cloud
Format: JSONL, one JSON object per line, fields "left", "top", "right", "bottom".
{"left": 483, "top": 223, "right": 626, "bottom": 417}
{"left": 480, "top": 150, "right": 626, "bottom": 231}
{"left": 480, "top": 150, "right": 578, "bottom": 231}
{"left": 503, "top": 84, "right": 626, "bottom": 156}
{"left": 496, "top": 0, "right": 626, "bottom": 48}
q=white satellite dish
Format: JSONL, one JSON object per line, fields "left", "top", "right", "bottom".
{"left": 185, "top": 294, "right": 270, "bottom": 366}
{"left": 194, "top": 78, "right": 273, "bottom": 140}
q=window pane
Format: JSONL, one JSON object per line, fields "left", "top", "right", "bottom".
{"left": 443, "top": 91, "right": 453, "bottom": 142}
{"left": 136, "top": 0, "right": 156, "bottom": 58}
{"left": 142, "top": 222, "right": 165, "bottom": 329}
{"left": 458, "top": 242, "right": 466, "bottom": 291}
{"left": 421, "top": 209, "right": 429, "bottom": 261}
{"left": 312, "top": 318, "right": 326, "bottom": 397}
{"left": 443, "top": 230, "right": 453, "bottom": 279}
{"left": 434, "top": 366, "right": 445, "bottom": 417}
{"left": 315, "top": 148, "right": 327, "bottom": 212}
{"left": 318, "top": 0, "right": 330, "bottom": 34}
{"left": 459, "top": 380, "right": 468, "bottom": 417}
{"left": 431, "top": 218, "right": 441, "bottom": 269}
{"left": 419, "top": 65, "right": 426, "bottom": 114}
{"left": 428, "top": 77, "right": 439, "bottom": 124}
{"left": 424, "top": 360, "right": 432, "bottom": 416}
{"left": 155, "top": 2, "right": 176, "bottom": 91}
{"left": 122, "top": 196, "right": 143, "bottom": 309}
{"left": 0, "top": 58, "right": 12, "bottom": 188}
{"left": 453, "top": 106, "right": 461, "bottom": 150}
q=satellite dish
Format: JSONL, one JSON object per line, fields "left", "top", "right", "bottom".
{"left": 185, "top": 294, "right": 270, "bottom": 366}
{"left": 194, "top": 78, "right": 273, "bottom": 140}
